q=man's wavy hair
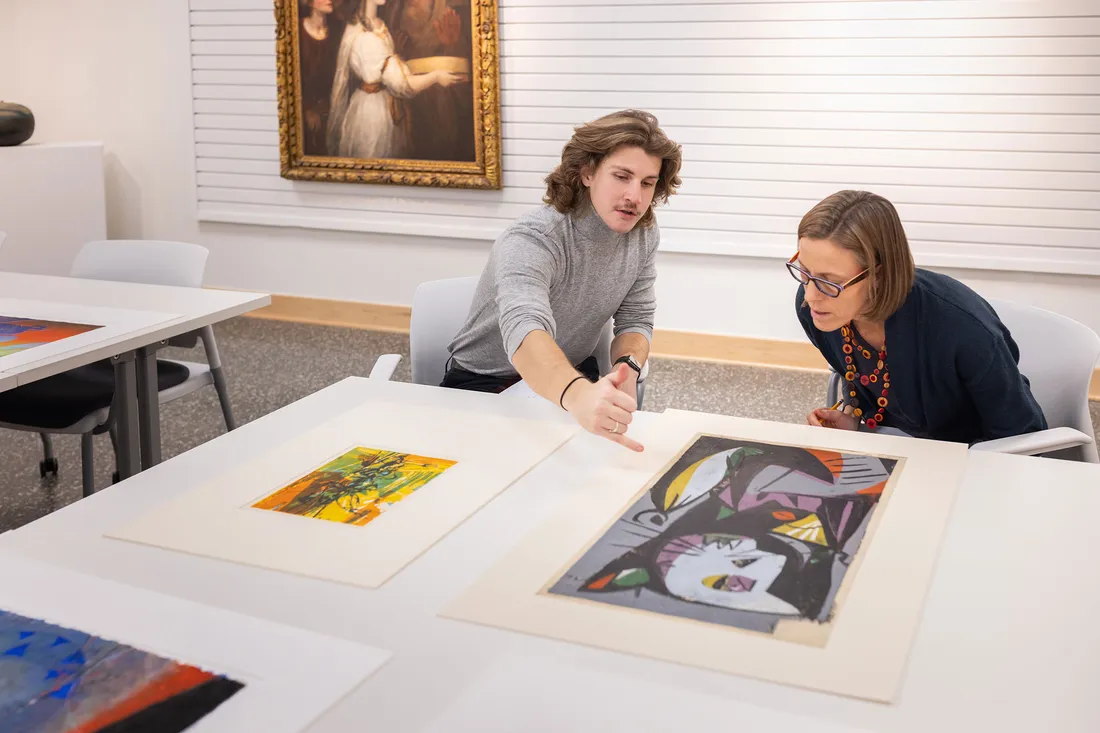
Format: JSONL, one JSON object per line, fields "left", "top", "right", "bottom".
{"left": 543, "top": 110, "right": 683, "bottom": 228}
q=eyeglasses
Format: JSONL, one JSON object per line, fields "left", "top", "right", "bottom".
{"left": 786, "top": 253, "right": 868, "bottom": 298}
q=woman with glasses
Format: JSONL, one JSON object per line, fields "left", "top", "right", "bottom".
{"left": 789, "top": 190, "right": 1046, "bottom": 444}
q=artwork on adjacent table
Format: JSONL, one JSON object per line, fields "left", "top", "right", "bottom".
{"left": 251, "top": 445, "right": 457, "bottom": 526}
{"left": 0, "top": 316, "right": 101, "bottom": 358}
{"left": 274, "top": 0, "right": 501, "bottom": 188}
{"left": 0, "top": 608, "right": 243, "bottom": 732}
{"left": 547, "top": 435, "right": 898, "bottom": 639}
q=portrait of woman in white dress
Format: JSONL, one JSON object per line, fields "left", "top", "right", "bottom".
{"left": 275, "top": 0, "right": 500, "bottom": 188}
{"left": 326, "top": 0, "right": 466, "bottom": 160}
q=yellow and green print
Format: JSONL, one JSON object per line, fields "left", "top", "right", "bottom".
{"left": 252, "top": 447, "right": 455, "bottom": 526}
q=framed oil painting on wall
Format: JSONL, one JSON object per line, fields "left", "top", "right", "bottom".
{"left": 274, "top": 0, "right": 502, "bottom": 189}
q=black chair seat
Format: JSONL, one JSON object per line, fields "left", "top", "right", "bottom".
{"left": 0, "top": 359, "right": 191, "bottom": 430}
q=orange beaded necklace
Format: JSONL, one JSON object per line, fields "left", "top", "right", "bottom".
{"left": 841, "top": 324, "right": 890, "bottom": 430}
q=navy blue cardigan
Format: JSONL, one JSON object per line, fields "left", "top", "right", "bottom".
{"left": 796, "top": 269, "right": 1047, "bottom": 445}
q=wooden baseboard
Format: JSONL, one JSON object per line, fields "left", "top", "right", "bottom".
{"left": 244, "top": 294, "right": 1100, "bottom": 401}
{"left": 650, "top": 330, "right": 829, "bottom": 372}
{"left": 246, "top": 294, "right": 411, "bottom": 333}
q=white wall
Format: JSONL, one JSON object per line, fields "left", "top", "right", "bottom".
{"left": 2, "top": 0, "right": 1099, "bottom": 344}
{"left": 190, "top": 0, "right": 1100, "bottom": 278}
{"left": 0, "top": 143, "right": 106, "bottom": 275}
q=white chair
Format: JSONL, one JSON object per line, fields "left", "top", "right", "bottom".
{"left": 0, "top": 240, "right": 237, "bottom": 496}
{"left": 825, "top": 298, "right": 1099, "bottom": 462}
{"left": 73, "top": 239, "right": 237, "bottom": 424}
{"left": 371, "top": 276, "right": 647, "bottom": 403}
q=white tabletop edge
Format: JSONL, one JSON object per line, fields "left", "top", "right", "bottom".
{"left": 6, "top": 291, "right": 270, "bottom": 385}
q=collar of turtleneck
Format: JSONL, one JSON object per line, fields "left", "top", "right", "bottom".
{"left": 569, "top": 200, "right": 629, "bottom": 245}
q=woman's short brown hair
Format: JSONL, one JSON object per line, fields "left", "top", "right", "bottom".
{"left": 798, "top": 190, "right": 916, "bottom": 322}
{"left": 543, "top": 109, "right": 682, "bottom": 228}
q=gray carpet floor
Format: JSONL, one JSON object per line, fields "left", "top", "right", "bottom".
{"left": 1, "top": 317, "right": 1097, "bottom": 533}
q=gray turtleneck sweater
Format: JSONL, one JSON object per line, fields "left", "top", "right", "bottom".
{"left": 447, "top": 204, "right": 659, "bottom": 377}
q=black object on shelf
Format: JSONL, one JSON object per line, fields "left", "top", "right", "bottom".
{"left": 0, "top": 102, "right": 35, "bottom": 146}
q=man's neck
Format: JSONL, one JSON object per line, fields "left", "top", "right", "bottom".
{"left": 572, "top": 203, "right": 627, "bottom": 244}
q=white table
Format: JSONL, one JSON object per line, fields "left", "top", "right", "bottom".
{"left": 0, "top": 372, "right": 17, "bottom": 393}
{"left": 0, "top": 272, "right": 270, "bottom": 479}
{"left": 1, "top": 377, "right": 1097, "bottom": 732}
{"left": 501, "top": 378, "right": 540, "bottom": 399}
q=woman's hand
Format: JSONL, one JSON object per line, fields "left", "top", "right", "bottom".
{"left": 305, "top": 110, "right": 322, "bottom": 134}
{"left": 432, "top": 69, "right": 468, "bottom": 88}
{"left": 807, "top": 405, "right": 860, "bottom": 431}
{"left": 434, "top": 7, "right": 462, "bottom": 46}
{"left": 562, "top": 364, "right": 643, "bottom": 452}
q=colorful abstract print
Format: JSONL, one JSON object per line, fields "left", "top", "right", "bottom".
{"left": 0, "top": 609, "right": 243, "bottom": 733}
{"left": 0, "top": 317, "right": 100, "bottom": 358}
{"left": 549, "top": 436, "right": 898, "bottom": 636}
{"left": 252, "top": 446, "right": 456, "bottom": 527}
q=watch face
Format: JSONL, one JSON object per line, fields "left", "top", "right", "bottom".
{"left": 617, "top": 355, "right": 640, "bottom": 372}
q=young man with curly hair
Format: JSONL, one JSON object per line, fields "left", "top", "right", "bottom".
{"left": 443, "top": 109, "right": 683, "bottom": 452}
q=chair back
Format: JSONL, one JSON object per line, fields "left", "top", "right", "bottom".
{"left": 71, "top": 240, "right": 209, "bottom": 288}
{"left": 71, "top": 239, "right": 211, "bottom": 349}
{"left": 990, "top": 298, "right": 1100, "bottom": 463}
{"left": 409, "top": 277, "right": 479, "bottom": 386}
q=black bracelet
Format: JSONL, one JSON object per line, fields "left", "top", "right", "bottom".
{"left": 559, "top": 375, "right": 586, "bottom": 410}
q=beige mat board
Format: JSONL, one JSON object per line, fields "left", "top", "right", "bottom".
{"left": 106, "top": 400, "right": 579, "bottom": 589}
{"left": 443, "top": 409, "right": 969, "bottom": 703}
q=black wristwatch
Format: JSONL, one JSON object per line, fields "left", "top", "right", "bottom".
{"left": 614, "top": 354, "right": 642, "bottom": 375}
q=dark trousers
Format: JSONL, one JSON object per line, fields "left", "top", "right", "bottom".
{"left": 440, "top": 356, "right": 600, "bottom": 394}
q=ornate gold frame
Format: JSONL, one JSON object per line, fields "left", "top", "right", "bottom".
{"left": 274, "top": 0, "right": 502, "bottom": 189}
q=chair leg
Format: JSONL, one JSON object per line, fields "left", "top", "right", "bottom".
{"left": 211, "top": 366, "right": 237, "bottom": 431}
{"left": 38, "top": 433, "right": 59, "bottom": 478}
{"left": 80, "top": 433, "right": 96, "bottom": 498}
{"left": 109, "top": 424, "right": 121, "bottom": 484}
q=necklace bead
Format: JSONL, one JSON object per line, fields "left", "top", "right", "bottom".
{"left": 841, "top": 324, "right": 890, "bottom": 430}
